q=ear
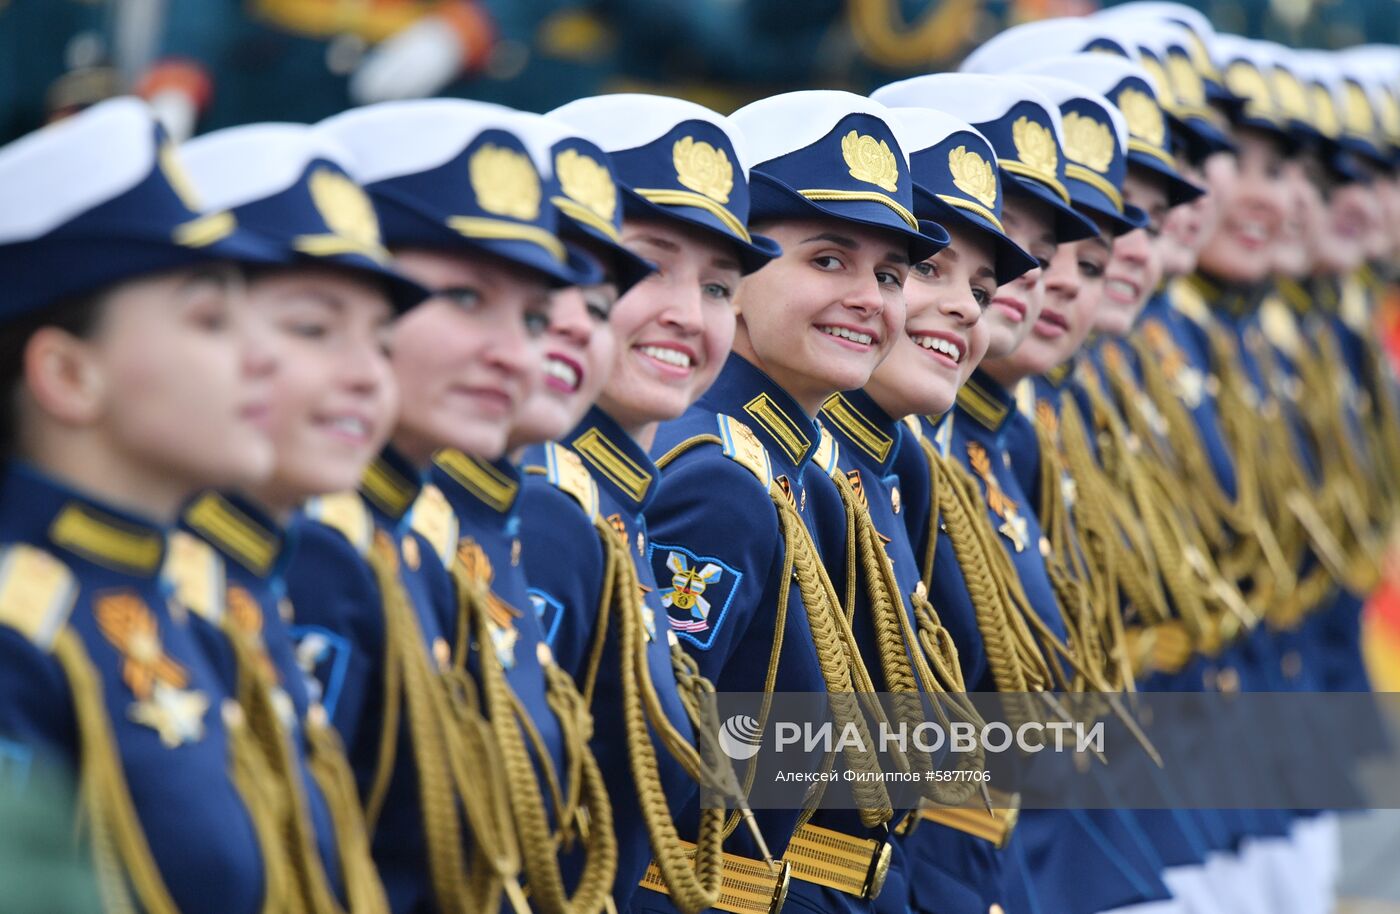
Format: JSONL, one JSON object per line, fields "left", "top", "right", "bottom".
{"left": 23, "top": 327, "right": 106, "bottom": 427}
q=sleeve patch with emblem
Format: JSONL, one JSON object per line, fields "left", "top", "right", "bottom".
{"left": 647, "top": 542, "right": 741, "bottom": 650}
{"left": 526, "top": 588, "right": 566, "bottom": 646}
{"left": 289, "top": 625, "right": 352, "bottom": 720}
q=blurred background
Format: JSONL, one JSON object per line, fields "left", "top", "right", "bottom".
{"left": 2, "top": 0, "right": 1397, "bottom": 145}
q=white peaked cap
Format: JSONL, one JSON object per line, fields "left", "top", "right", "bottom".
{"left": 549, "top": 94, "right": 754, "bottom": 174}
{"left": 317, "top": 98, "right": 521, "bottom": 184}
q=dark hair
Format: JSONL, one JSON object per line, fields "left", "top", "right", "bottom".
{"left": 0, "top": 291, "right": 105, "bottom": 458}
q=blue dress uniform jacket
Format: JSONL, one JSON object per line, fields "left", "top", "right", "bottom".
{"left": 178, "top": 491, "right": 346, "bottom": 898}
{"left": 517, "top": 406, "right": 699, "bottom": 911}
{"left": 634, "top": 354, "right": 858, "bottom": 914}
{"left": 0, "top": 461, "right": 268, "bottom": 914}
{"left": 285, "top": 446, "right": 456, "bottom": 914}
{"left": 817, "top": 391, "right": 1011, "bottom": 914}
{"left": 428, "top": 450, "right": 569, "bottom": 830}
{"left": 951, "top": 373, "right": 1172, "bottom": 914}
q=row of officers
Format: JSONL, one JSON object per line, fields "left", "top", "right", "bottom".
{"left": 2, "top": 3, "right": 1399, "bottom": 913}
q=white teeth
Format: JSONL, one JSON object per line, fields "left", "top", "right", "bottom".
{"left": 545, "top": 357, "right": 579, "bottom": 389}
{"left": 819, "top": 325, "right": 874, "bottom": 346}
{"left": 1107, "top": 279, "right": 1137, "bottom": 298}
{"left": 330, "top": 416, "right": 367, "bottom": 438}
{"left": 639, "top": 345, "right": 692, "bottom": 368}
{"left": 1238, "top": 222, "right": 1268, "bottom": 242}
{"left": 913, "top": 335, "right": 962, "bottom": 362}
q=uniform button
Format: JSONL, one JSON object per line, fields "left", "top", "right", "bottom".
{"left": 891, "top": 486, "right": 902, "bottom": 515}
{"left": 1281, "top": 650, "right": 1303, "bottom": 679}
{"left": 1039, "top": 536, "right": 1051, "bottom": 557}
{"left": 433, "top": 637, "right": 451, "bottom": 671}
{"left": 536, "top": 642, "right": 554, "bottom": 667}
{"left": 402, "top": 535, "right": 421, "bottom": 570}
{"left": 1216, "top": 667, "right": 1240, "bottom": 694}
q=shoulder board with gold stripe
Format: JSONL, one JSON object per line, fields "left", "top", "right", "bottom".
{"left": 543, "top": 442, "right": 601, "bottom": 520}
{"left": 0, "top": 544, "right": 79, "bottom": 650}
{"left": 821, "top": 394, "right": 893, "bottom": 464}
{"left": 303, "top": 492, "right": 374, "bottom": 556}
{"left": 812, "top": 427, "right": 841, "bottom": 479}
{"left": 715, "top": 414, "right": 774, "bottom": 489}
{"left": 1168, "top": 277, "right": 1211, "bottom": 327}
{"left": 409, "top": 484, "right": 459, "bottom": 570}
{"left": 1014, "top": 378, "right": 1037, "bottom": 419}
{"left": 163, "top": 531, "right": 227, "bottom": 622}
{"left": 1259, "top": 296, "right": 1302, "bottom": 358}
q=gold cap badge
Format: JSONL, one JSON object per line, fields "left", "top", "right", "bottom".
{"left": 469, "top": 144, "right": 542, "bottom": 221}
{"left": 1117, "top": 88, "right": 1166, "bottom": 148}
{"left": 309, "top": 168, "right": 383, "bottom": 252}
{"left": 673, "top": 136, "right": 734, "bottom": 203}
{"left": 1167, "top": 54, "right": 1207, "bottom": 108}
{"left": 1344, "top": 82, "right": 1375, "bottom": 137}
{"left": 842, "top": 130, "right": 900, "bottom": 193}
{"left": 555, "top": 148, "right": 617, "bottom": 222}
{"left": 1061, "top": 113, "right": 1114, "bottom": 173}
{"left": 947, "top": 145, "right": 997, "bottom": 209}
{"left": 1011, "top": 116, "right": 1058, "bottom": 176}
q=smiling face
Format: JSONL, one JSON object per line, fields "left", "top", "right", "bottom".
{"left": 983, "top": 193, "right": 1056, "bottom": 359}
{"left": 389, "top": 248, "right": 552, "bottom": 463}
{"left": 864, "top": 225, "right": 995, "bottom": 420}
{"left": 1160, "top": 157, "right": 1217, "bottom": 276}
{"left": 733, "top": 218, "right": 910, "bottom": 417}
{"left": 983, "top": 217, "right": 1104, "bottom": 382}
{"left": 1096, "top": 168, "right": 1169, "bottom": 337}
{"left": 508, "top": 242, "right": 620, "bottom": 449}
{"left": 597, "top": 219, "right": 742, "bottom": 442}
{"left": 244, "top": 266, "right": 399, "bottom": 510}
{"left": 20, "top": 266, "right": 277, "bottom": 516}
{"left": 1322, "top": 177, "right": 1383, "bottom": 275}
{"left": 1273, "top": 158, "right": 1319, "bottom": 278}
{"left": 1197, "top": 129, "right": 1286, "bottom": 284}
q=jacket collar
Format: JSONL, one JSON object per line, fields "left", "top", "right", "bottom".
{"left": 359, "top": 445, "right": 425, "bottom": 524}
{"left": 954, "top": 367, "right": 1019, "bottom": 434}
{"left": 698, "top": 353, "right": 822, "bottom": 476}
{"left": 431, "top": 448, "right": 522, "bottom": 518}
{"left": 566, "top": 406, "right": 657, "bottom": 513}
{"left": 820, "top": 389, "right": 901, "bottom": 475}
{"left": 181, "top": 490, "right": 286, "bottom": 577}
{"left": 0, "top": 460, "right": 168, "bottom": 577}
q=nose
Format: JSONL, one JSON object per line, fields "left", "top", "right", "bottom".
{"left": 486, "top": 306, "right": 536, "bottom": 381}
{"left": 1042, "top": 246, "right": 1081, "bottom": 305}
{"left": 1114, "top": 227, "right": 1151, "bottom": 267}
{"left": 235, "top": 301, "right": 279, "bottom": 382}
{"left": 842, "top": 271, "right": 886, "bottom": 318}
{"left": 547, "top": 287, "right": 594, "bottom": 347}
{"left": 940, "top": 284, "right": 981, "bottom": 326}
{"left": 658, "top": 275, "right": 704, "bottom": 336}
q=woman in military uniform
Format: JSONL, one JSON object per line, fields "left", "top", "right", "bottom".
{"left": 0, "top": 97, "right": 316, "bottom": 914}
{"left": 312, "top": 97, "right": 619, "bottom": 914}
{"left": 172, "top": 121, "right": 437, "bottom": 914}
{"left": 512, "top": 98, "right": 779, "bottom": 914}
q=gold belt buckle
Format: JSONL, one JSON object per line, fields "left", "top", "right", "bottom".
{"left": 784, "top": 823, "right": 892, "bottom": 900}
{"left": 640, "top": 843, "right": 790, "bottom": 914}
{"left": 916, "top": 789, "right": 1021, "bottom": 849}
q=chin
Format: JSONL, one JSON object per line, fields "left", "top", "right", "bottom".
{"left": 442, "top": 424, "right": 509, "bottom": 462}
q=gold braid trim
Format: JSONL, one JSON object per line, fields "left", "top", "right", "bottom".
{"left": 592, "top": 515, "right": 727, "bottom": 914}
{"left": 220, "top": 623, "right": 343, "bottom": 914}
{"left": 656, "top": 434, "right": 893, "bottom": 829}
{"left": 365, "top": 535, "right": 479, "bottom": 914}
{"left": 303, "top": 712, "right": 391, "bottom": 913}
{"left": 828, "top": 471, "right": 984, "bottom": 806}
{"left": 918, "top": 440, "right": 1054, "bottom": 731}
{"left": 53, "top": 630, "right": 182, "bottom": 914}
{"left": 451, "top": 554, "right": 617, "bottom": 914}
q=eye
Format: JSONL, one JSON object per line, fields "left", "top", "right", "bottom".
{"left": 376, "top": 328, "right": 395, "bottom": 358}
{"left": 1078, "top": 259, "right": 1105, "bottom": 279}
{"left": 438, "top": 286, "right": 482, "bottom": 311}
{"left": 875, "top": 269, "right": 904, "bottom": 287}
{"left": 911, "top": 261, "right": 938, "bottom": 279}
{"left": 701, "top": 282, "right": 733, "bottom": 301}
{"left": 584, "top": 292, "right": 613, "bottom": 322}
{"left": 1036, "top": 257, "right": 1051, "bottom": 272}
{"left": 523, "top": 308, "right": 551, "bottom": 338}
{"left": 283, "top": 319, "right": 330, "bottom": 339}
{"left": 971, "top": 285, "right": 991, "bottom": 307}
{"left": 190, "top": 299, "right": 231, "bottom": 332}
{"left": 812, "top": 255, "right": 844, "bottom": 271}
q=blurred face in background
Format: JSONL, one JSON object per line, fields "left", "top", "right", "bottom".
{"left": 1196, "top": 129, "right": 1286, "bottom": 284}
